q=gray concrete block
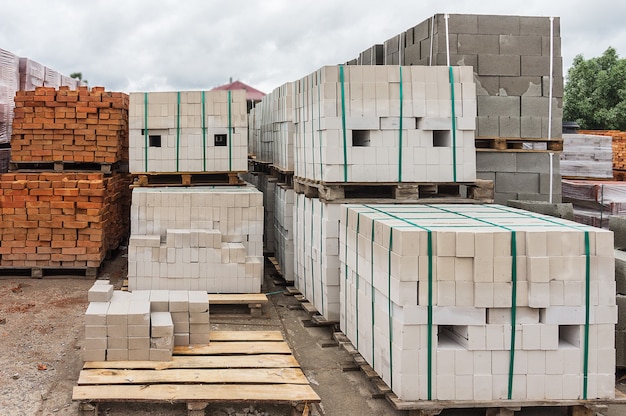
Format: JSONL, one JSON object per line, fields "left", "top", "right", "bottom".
{"left": 521, "top": 56, "right": 560, "bottom": 76}
{"left": 520, "top": 16, "right": 560, "bottom": 37}
{"left": 88, "top": 284, "right": 113, "bottom": 303}
{"left": 616, "top": 330, "right": 626, "bottom": 368}
{"left": 476, "top": 152, "right": 518, "bottom": 173}
{"left": 149, "top": 290, "right": 169, "bottom": 312}
{"left": 521, "top": 96, "right": 549, "bottom": 117}
{"left": 477, "top": 116, "right": 499, "bottom": 137}
{"left": 499, "top": 76, "right": 542, "bottom": 97}
{"left": 106, "top": 302, "right": 129, "bottom": 326}
{"left": 85, "top": 325, "right": 107, "bottom": 338}
{"left": 499, "top": 116, "right": 521, "bottom": 137}
{"left": 85, "top": 302, "right": 109, "bottom": 326}
{"left": 174, "top": 321, "right": 190, "bottom": 334}
{"left": 107, "top": 324, "right": 128, "bottom": 338}
{"left": 499, "top": 35, "right": 542, "bottom": 56}
{"left": 128, "top": 349, "right": 150, "bottom": 361}
{"left": 404, "top": 44, "right": 421, "bottom": 65}
{"left": 616, "top": 251, "right": 626, "bottom": 294}
{"left": 448, "top": 14, "right": 479, "bottom": 34}
{"left": 543, "top": 75, "right": 564, "bottom": 98}
{"left": 478, "top": 55, "right": 521, "bottom": 76}
{"left": 494, "top": 192, "right": 519, "bottom": 205}
{"left": 520, "top": 116, "right": 542, "bottom": 138}
{"left": 151, "top": 311, "right": 174, "bottom": 337}
{"left": 476, "top": 171, "right": 496, "bottom": 182}
{"left": 151, "top": 335, "right": 174, "bottom": 349}
{"left": 85, "top": 337, "right": 107, "bottom": 350}
{"left": 149, "top": 348, "right": 172, "bottom": 361}
{"left": 507, "top": 200, "right": 574, "bottom": 220}
{"left": 478, "top": 15, "right": 520, "bottom": 35}
{"left": 457, "top": 34, "right": 499, "bottom": 55}
{"left": 190, "top": 333, "right": 210, "bottom": 345}
{"left": 405, "top": 28, "right": 414, "bottom": 46}
{"left": 188, "top": 291, "right": 209, "bottom": 313}
{"left": 542, "top": 36, "right": 562, "bottom": 57}
{"left": 543, "top": 116, "right": 562, "bottom": 139}
{"left": 169, "top": 290, "right": 189, "bottom": 312}
{"left": 495, "top": 172, "right": 540, "bottom": 194}
{"left": 106, "top": 349, "right": 129, "bottom": 361}
{"left": 412, "top": 19, "right": 431, "bottom": 42}
{"left": 108, "top": 337, "right": 128, "bottom": 350}
{"left": 128, "top": 324, "right": 150, "bottom": 337}
{"left": 477, "top": 96, "right": 520, "bottom": 117}
{"left": 83, "top": 349, "right": 106, "bottom": 362}
{"left": 421, "top": 38, "right": 438, "bottom": 64}
{"left": 610, "top": 217, "right": 626, "bottom": 250}
{"left": 129, "top": 337, "right": 150, "bottom": 350}
{"left": 175, "top": 333, "right": 190, "bottom": 346}
{"left": 450, "top": 54, "right": 478, "bottom": 70}
{"left": 190, "top": 323, "right": 211, "bottom": 334}
{"left": 618, "top": 295, "right": 626, "bottom": 329}
{"left": 189, "top": 312, "right": 211, "bottom": 324}
{"left": 518, "top": 152, "right": 558, "bottom": 176}
{"left": 385, "top": 34, "right": 400, "bottom": 52}
{"left": 128, "top": 300, "right": 150, "bottom": 325}
{"left": 516, "top": 193, "right": 552, "bottom": 202}
{"left": 539, "top": 173, "right": 562, "bottom": 196}
{"left": 475, "top": 76, "right": 499, "bottom": 96}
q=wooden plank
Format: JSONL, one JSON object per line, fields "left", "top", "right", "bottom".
{"left": 77, "top": 368, "right": 309, "bottom": 385}
{"left": 72, "top": 383, "right": 320, "bottom": 403}
{"left": 209, "top": 330, "right": 283, "bottom": 342}
{"left": 84, "top": 354, "right": 300, "bottom": 370}
{"left": 174, "top": 341, "right": 291, "bottom": 355}
{"left": 207, "top": 293, "right": 268, "bottom": 304}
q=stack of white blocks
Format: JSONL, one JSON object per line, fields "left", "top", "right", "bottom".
{"left": 274, "top": 183, "right": 295, "bottom": 281}
{"left": 338, "top": 203, "right": 616, "bottom": 401}
{"left": 249, "top": 82, "right": 295, "bottom": 170}
{"left": 293, "top": 193, "right": 342, "bottom": 321}
{"left": 84, "top": 281, "right": 210, "bottom": 361}
{"left": 292, "top": 65, "right": 477, "bottom": 183}
{"left": 128, "top": 186, "right": 264, "bottom": 293}
{"left": 129, "top": 90, "right": 248, "bottom": 173}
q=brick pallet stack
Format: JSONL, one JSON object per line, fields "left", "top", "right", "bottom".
{"left": 127, "top": 90, "right": 264, "bottom": 293}
{"left": 0, "top": 86, "right": 130, "bottom": 272}
{"left": 287, "top": 64, "right": 478, "bottom": 321}
{"left": 350, "top": 14, "right": 564, "bottom": 203}
{"left": 339, "top": 204, "right": 616, "bottom": 401}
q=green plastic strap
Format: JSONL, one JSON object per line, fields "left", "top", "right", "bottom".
{"left": 355, "top": 212, "right": 361, "bottom": 349}
{"left": 507, "top": 230, "right": 518, "bottom": 400}
{"left": 202, "top": 91, "right": 207, "bottom": 171}
{"left": 320, "top": 203, "right": 325, "bottom": 315}
{"left": 143, "top": 93, "right": 148, "bottom": 172}
{"left": 448, "top": 67, "right": 457, "bottom": 182}
{"left": 387, "top": 229, "right": 394, "bottom": 389}
{"left": 339, "top": 65, "right": 348, "bottom": 182}
{"left": 310, "top": 200, "right": 316, "bottom": 305}
{"left": 370, "top": 217, "right": 376, "bottom": 368}
{"left": 176, "top": 92, "right": 181, "bottom": 172}
{"left": 302, "top": 79, "right": 307, "bottom": 179}
{"left": 228, "top": 90, "right": 232, "bottom": 171}
{"left": 583, "top": 231, "right": 590, "bottom": 400}
{"left": 398, "top": 66, "right": 404, "bottom": 182}
{"left": 303, "top": 197, "right": 307, "bottom": 296}
{"left": 317, "top": 70, "right": 324, "bottom": 179}
{"left": 311, "top": 75, "right": 316, "bottom": 181}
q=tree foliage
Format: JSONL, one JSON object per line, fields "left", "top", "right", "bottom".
{"left": 564, "top": 47, "right": 626, "bottom": 130}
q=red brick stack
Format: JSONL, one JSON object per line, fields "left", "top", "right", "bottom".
{"left": 0, "top": 87, "right": 131, "bottom": 271}
{"left": 11, "top": 86, "right": 128, "bottom": 164}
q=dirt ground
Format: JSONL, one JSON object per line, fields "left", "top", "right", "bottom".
{"left": 1, "top": 249, "right": 626, "bottom": 416}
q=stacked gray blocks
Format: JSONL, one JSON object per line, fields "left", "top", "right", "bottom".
{"left": 84, "top": 283, "right": 210, "bottom": 362}
{"left": 350, "top": 13, "right": 563, "bottom": 203}
{"left": 611, "top": 218, "right": 626, "bottom": 367}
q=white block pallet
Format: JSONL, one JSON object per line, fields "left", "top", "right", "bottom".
{"left": 292, "top": 65, "right": 477, "bottom": 184}
{"left": 128, "top": 186, "right": 264, "bottom": 293}
{"left": 129, "top": 90, "right": 248, "bottom": 173}
{"left": 338, "top": 203, "right": 616, "bottom": 402}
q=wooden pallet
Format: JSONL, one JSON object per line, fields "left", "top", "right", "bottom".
{"left": 131, "top": 171, "right": 245, "bottom": 187}
{"left": 207, "top": 293, "right": 268, "bottom": 318}
{"left": 332, "top": 333, "right": 626, "bottom": 416}
{"left": 73, "top": 330, "right": 320, "bottom": 415}
{"left": 268, "top": 256, "right": 294, "bottom": 286}
{"left": 0, "top": 265, "right": 98, "bottom": 279}
{"left": 475, "top": 136, "right": 564, "bottom": 152}
{"left": 9, "top": 160, "right": 125, "bottom": 174}
{"left": 286, "top": 287, "right": 338, "bottom": 327}
{"left": 293, "top": 178, "right": 494, "bottom": 203}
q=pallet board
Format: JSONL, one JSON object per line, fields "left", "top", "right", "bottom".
{"left": 475, "top": 136, "right": 564, "bottom": 152}
{"left": 131, "top": 171, "right": 245, "bottom": 187}
{"left": 73, "top": 330, "right": 320, "bottom": 408}
{"left": 9, "top": 160, "right": 124, "bottom": 173}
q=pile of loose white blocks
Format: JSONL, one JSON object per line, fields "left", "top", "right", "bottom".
{"left": 129, "top": 90, "right": 248, "bottom": 173}
{"left": 338, "top": 204, "right": 616, "bottom": 401}
{"left": 127, "top": 186, "right": 264, "bottom": 293}
{"left": 85, "top": 281, "right": 210, "bottom": 361}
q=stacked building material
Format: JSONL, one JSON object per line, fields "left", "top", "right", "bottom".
{"left": 274, "top": 183, "right": 295, "bottom": 281}
{"left": 259, "top": 174, "right": 277, "bottom": 254}
{"left": 576, "top": 130, "right": 626, "bottom": 174}
{"left": 0, "top": 172, "right": 130, "bottom": 268}
{"left": 293, "top": 65, "right": 477, "bottom": 183}
{"left": 11, "top": 87, "right": 129, "bottom": 164}
{"left": 84, "top": 281, "right": 210, "bottom": 361}
{"left": 562, "top": 179, "right": 626, "bottom": 228}
{"left": 339, "top": 203, "right": 615, "bottom": 401}
{"left": 18, "top": 58, "right": 45, "bottom": 91}
{"left": 127, "top": 186, "right": 264, "bottom": 293}
{"left": 0, "top": 49, "right": 19, "bottom": 145}
{"left": 128, "top": 90, "right": 248, "bottom": 173}
{"left": 560, "top": 134, "right": 613, "bottom": 179}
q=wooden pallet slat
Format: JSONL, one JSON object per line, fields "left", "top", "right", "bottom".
{"left": 475, "top": 136, "right": 564, "bottom": 152}
{"left": 173, "top": 341, "right": 292, "bottom": 355}
{"left": 132, "top": 171, "right": 245, "bottom": 187}
{"left": 83, "top": 354, "right": 300, "bottom": 370}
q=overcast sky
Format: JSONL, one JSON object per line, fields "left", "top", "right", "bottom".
{"left": 1, "top": 0, "right": 624, "bottom": 94}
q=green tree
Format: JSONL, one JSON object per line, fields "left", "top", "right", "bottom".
{"left": 70, "top": 72, "right": 88, "bottom": 84}
{"left": 564, "top": 47, "right": 626, "bottom": 130}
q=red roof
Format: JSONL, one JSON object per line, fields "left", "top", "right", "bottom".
{"left": 212, "top": 80, "right": 265, "bottom": 101}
